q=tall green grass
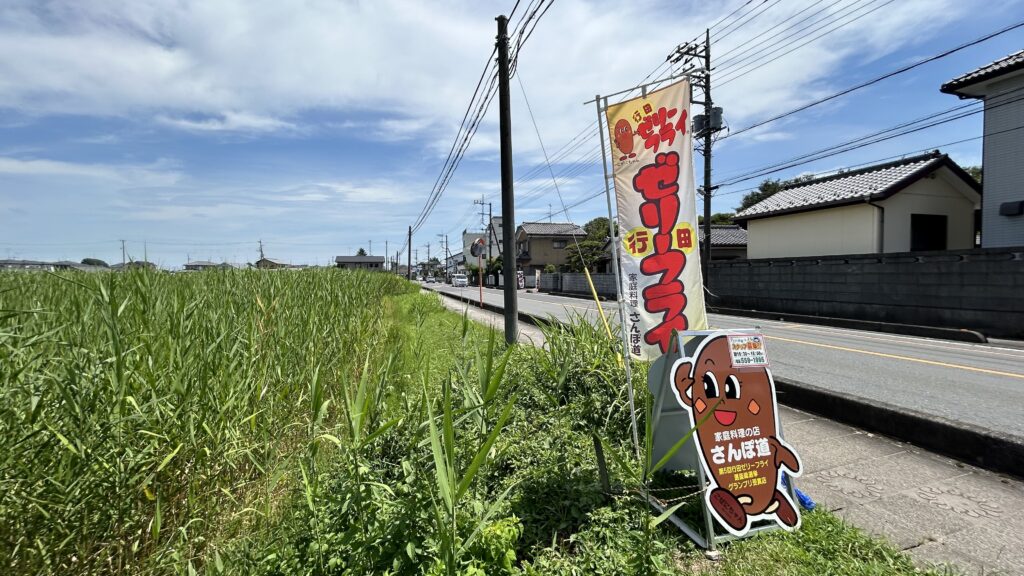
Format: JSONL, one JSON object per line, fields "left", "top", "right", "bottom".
{"left": 0, "top": 269, "right": 943, "bottom": 576}
{"left": 0, "top": 268, "right": 412, "bottom": 574}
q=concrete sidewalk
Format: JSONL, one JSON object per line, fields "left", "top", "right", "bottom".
{"left": 432, "top": 291, "right": 1024, "bottom": 575}
{"left": 784, "top": 406, "right": 1022, "bottom": 575}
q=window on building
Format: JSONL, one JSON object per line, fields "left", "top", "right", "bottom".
{"left": 552, "top": 240, "right": 567, "bottom": 249}
{"left": 910, "top": 214, "right": 948, "bottom": 251}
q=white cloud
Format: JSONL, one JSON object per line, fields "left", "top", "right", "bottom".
{"left": 0, "top": 0, "right": 973, "bottom": 149}
{"left": 0, "top": 155, "right": 181, "bottom": 185}
{"left": 156, "top": 111, "right": 297, "bottom": 133}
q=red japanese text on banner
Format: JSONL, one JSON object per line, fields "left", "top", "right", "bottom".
{"left": 606, "top": 79, "right": 707, "bottom": 360}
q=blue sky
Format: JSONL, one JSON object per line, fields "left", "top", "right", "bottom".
{"left": 1, "top": 0, "right": 1021, "bottom": 267}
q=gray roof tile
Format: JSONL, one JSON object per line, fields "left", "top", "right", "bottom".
{"left": 941, "top": 50, "right": 1024, "bottom": 94}
{"left": 699, "top": 225, "right": 748, "bottom": 246}
{"left": 735, "top": 152, "right": 945, "bottom": 220}
{"left": 518, "top": 221, "right": 586, "bottom": 236}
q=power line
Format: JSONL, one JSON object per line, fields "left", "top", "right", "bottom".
{"left": 723, "top": 18, "right": 1024, "bottom": 139}
{"left": 714, "top": 123, "right": 1024, "bottom": 204}
{"left": 716, "top": 85, "right": 1024, "bottom": 188}
{"left": 717, "top": 0, "right": 881, "bottom": 73}
{"left": 717, "top": 0, "right": 898, "bottom": 86}
{"left": 714, "top": 0, "right": 841, "bottom": 65}
{"left": 407, "top": 0, "right": 557, "bottom": 244}
{"left": 713, "top": 0, "right": 785, "bottom": 44}
{"left": 712, "top": 0, "right": 769, "bottom": 40}
{"left": 708, "top": 0, "right": 757, "bottom": 35}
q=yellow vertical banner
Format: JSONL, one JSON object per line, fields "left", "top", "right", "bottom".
{"left": 606, "top": 79, "right": 707, "bottom": 360}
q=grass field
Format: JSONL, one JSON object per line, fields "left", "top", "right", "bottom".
{"left": 0, "top": 269, "right": 950, "bottom": 575}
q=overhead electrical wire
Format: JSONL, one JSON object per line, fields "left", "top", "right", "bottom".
{"left": 715, "top": 85, "right": 1024, "bottom": 188}
{"left": 711, "top": 0, "right": 770, "bottom": 41}
{"left": 722, "top": 18, "right": 1024, "bottom": 139}
{"left": 713, "top": 121, "right": 1024, "bottom": 202}
{"left": 717, "top": 0, "right": 899, "bottom": 85}
{"left": 714, "top": 0, "right": 843, "bottom": 66}
{"left": 713, "top": 0, "right": 785, "bottom": 44}
{"left": 406, "top": 0, "right": 556, "bottom": 251}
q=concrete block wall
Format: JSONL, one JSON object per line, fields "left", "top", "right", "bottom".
{"left": 539, "top": 273, "right": 618, "bottom": 296}
{"left": 708, "top": 247, "right": 1024, "bottom": 338}
{"left": 535, "top": 248, "right": 1024, "bottom": 338}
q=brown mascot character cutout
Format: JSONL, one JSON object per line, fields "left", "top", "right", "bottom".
{"left": 670, "top": 332, "right": 802, "bottom": 536}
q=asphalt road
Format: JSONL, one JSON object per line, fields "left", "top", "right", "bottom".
{"left": 428, "top": 283, "right": 1024, "bottom": 439}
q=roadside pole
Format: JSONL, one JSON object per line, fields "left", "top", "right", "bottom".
{"left": 496, "top": 14, "right": 517, "bottom": 344}
{"left": 406, "top": 226, "right": 412, "bottom": 280}
{"left": 701, "top": 29, "right": 713, "bottom": 288}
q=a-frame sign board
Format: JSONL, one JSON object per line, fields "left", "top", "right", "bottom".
{"left": 648, "top": 329, "right": 802, "bottom": 550}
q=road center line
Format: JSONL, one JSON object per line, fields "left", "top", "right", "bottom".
{"left": 775, "top": 323, "right": 1024, "bottom": 358}
{"left": 771, "top": 335, "right": 1024, "bottom": 380}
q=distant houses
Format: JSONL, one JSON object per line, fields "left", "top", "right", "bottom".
{"left": 0, "top": 259, "right": 54, "bottom": 271}
{"left": 183, "top": 261, "right": 243, "bottom": 271}
{"left": 255, "top": 257, "right": 290, "bottom": 269}
{"left": 515, "top": 222, "right": 588, "bottom": 274}
{"left": 335, "top": 255, "right": 385, "bottom": 270}
{"left": 184, "top": 260, "right": 221, "bottom": 271}
{"left": 699, "top": 225, "right": 748, "bottom": 261}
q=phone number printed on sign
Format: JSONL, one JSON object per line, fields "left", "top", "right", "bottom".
{"left": 727, "top": 334, "right": 769, "bottom": 368}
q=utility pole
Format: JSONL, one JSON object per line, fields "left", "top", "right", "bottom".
{"left": 259, "top": 239, "right": 265, "bottom": 260}
{"left": 384, "top": 240, "right": 388, "bottom": 270}
{"left": 474, "top": 196, "right": 493, "bottom": 262}
{"left": 414, "top": 248, "right": 419, "bottom": 275}
{"left": 496, "top": 14, "right": 517, "bottom": 344}
{"left": 701, "top": 28, "right": 714, "bottom": 288}
{"left": 407, "top": 226, "right": 412, "bottom": 280}
{"left": 437, "top": 233, "right": 452, "bottom": 280}
{"left": 121, "top": 239, "right": 126, "bottom": 266}
{"left": 671, "top": 29, "right": 719, "bottom": 289}
{"left": 369, "top": 240, "right": 372, "bottom": 256}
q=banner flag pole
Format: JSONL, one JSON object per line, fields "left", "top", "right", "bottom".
{"left": 595, "top": 93, "right": 640, "bottom": 459}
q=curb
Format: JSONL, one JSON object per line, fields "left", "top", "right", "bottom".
{"left": 546, "top": 290, "right": 609, "bottom": 302}
{"left": 423, "top": 286, "right": 549, "bottom": 328}
{"left": 427, "top": 285, "right": 1023, "bottom": 479}
{"left": 774, "top": 378, "right": 1024, "bottom": 479}
{"left": 707, "top": 306, "right": 988, "bottom": 343}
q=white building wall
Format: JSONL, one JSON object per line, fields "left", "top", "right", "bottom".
{"left": 982, "top": 74, "right": 1024, "bottom": 247}
{"left": 877, "top": 171, "right": 978, "bottom": 252}
{"left": 746, "top": 203, "right": 877, "bottom": 258}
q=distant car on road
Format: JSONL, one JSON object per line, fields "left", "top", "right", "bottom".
{"left": 426, "top": 276, "right": 436, "bottom": 283}
{"left": 452, "top": 273, "right": 468, "bottom": 287}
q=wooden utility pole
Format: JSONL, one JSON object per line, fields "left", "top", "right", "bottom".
{"left": 407, "top": 226, "right": 412, "bottom": 280}
{"left": 496, "top": 14, "right": 517, "bottom": 344}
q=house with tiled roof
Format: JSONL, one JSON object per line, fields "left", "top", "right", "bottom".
{"left": 699, "top": 224, "right": 748, "bottom": 260}
{"left": 515, "top": 221, "right": 587, "bottom": 273}
{"left": 734, "top": 152, "right": 980, "bottom": 259}
{"left": 941, "top": 50, "right": 1024, "bottom": 248}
